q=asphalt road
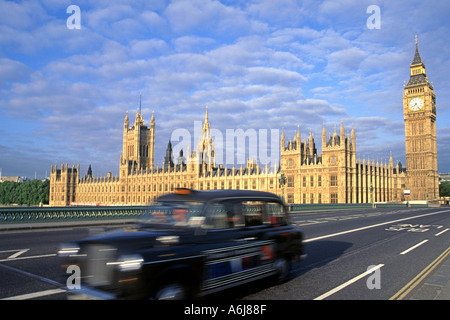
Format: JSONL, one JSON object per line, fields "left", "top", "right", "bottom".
{"left": 0, "top": 207, "right": 449, "bottom": 300}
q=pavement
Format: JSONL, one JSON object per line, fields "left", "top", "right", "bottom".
{"left": 403, "top": 248, "right": 450, "bottom": 300}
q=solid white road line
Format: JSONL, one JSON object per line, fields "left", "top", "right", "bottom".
{"left": 314, "top": 264, "right": 384, "bottom": 300}
{"left": 304, "top": 210, "right": 450, "bottom": 243}
{"left": 0, "top": 253, "right": 56, "bottom": 263}
{"left": 1, "top": 289, "right": 66, "bottom": 300}
{"left": 435, "top": 228, "right": 449, "bottom": 237}
{"left": 7, "top": 249, "right": 29, "bottom": 259}
{"left": 0, "top": 249, "right": 28, "bottom": 254}
{"left": 400, "top": 240, "right": 429, "bottom": 255}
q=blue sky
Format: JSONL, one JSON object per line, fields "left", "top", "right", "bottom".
{"left": 1, "top": 0, "right": 449, "bottom": 179}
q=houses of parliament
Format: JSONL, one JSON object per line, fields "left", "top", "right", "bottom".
{"left": 49, "top": 38, "right": 439, "bottom": 206}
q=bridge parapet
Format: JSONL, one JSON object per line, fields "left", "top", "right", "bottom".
{"left": 0, "top": 206, "right": 148, "bottom": 224}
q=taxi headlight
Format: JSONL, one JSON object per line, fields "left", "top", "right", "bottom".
{"left": 58, "top": 243, "right": 80, "bottom": 257}
{"left": 156, "top": 235, "right": 179, "bottom": 245}
{"left": 108, "top": 254, "right": 144, "bottom": 272}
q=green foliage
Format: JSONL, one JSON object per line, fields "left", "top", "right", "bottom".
{"left": 0, "top": 179, "right": 50, "bottom": 206}
{"left": 440, "top": 181, "right": 450, "bottom": 197}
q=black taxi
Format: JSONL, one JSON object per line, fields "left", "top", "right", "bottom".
{"left": 58, "top": 189, "right": 305, "bottom": 299}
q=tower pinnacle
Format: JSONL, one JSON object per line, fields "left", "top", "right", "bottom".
{"left": 411, "top": 35, "right": 424, "bottom": 66}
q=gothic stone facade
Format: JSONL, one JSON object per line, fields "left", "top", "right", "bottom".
{"left": 49, "top": 107, "right": 407, "bottom": 206}
{"left": 50, "top": 39, "right": 437, "bottom": 206}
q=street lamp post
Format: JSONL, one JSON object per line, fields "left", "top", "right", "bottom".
{"left": 279, "top": 171, "right": 286, "bottom": 203}
{"left": 370, "top": 184, "right": 374, "bottom": 208}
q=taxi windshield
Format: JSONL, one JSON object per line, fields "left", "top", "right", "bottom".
{"left": 140, "top": 201, "right": 205, "bottom": 228}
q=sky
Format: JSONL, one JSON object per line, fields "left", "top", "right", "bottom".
{"left": 0, "top": 0, "right": 449, "bottom": 180}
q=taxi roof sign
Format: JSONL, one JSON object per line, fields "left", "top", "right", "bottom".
{"left": 174, "top": 188, "right": 194, "bottom": 195}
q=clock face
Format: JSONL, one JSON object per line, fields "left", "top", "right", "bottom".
{"left": 409, "top": 97, "right": 424, "bottom": 111}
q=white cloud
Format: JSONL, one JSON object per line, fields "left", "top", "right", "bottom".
{"left": 164, "top": 0, "right": 252, "bottom": 36}
{"left": 173, "top": 36, "right": 216, "bottom": 53}
{"left": 0, "top": 0, "right": 50, "bottom": 30}
{"left": 0, "top": 58, "right": 31, "bottom": 85}
{"left": 128, "top": 39, "right": 170, "bottom": 59}
{"left": 246, "top": 0, "right": 304, "bottom": 26}
{"left": 325, "top": 47, "right": 367, "bottom": 75}
{"left": 245, "top": 66, "right": 306, "bottom": 86}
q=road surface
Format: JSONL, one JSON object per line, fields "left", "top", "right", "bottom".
{"left": 0, "top": 207, "right": 449, "bottom": 300}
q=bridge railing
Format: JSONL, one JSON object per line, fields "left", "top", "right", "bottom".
{"left": 289, "top": 202, "right": 428, "bottom": 212}
{"left": 0, "top": 206, "right": 148, "bottom": 224}
{"left": 289, "top": 203, "right": 371, "bottom": 212}
{"left": 0, "top": 201, "right": 432, "bottom": 224}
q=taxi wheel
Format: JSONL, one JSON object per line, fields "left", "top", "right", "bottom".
{"left": 154, "top": 283, "right": 187, "bottom": 300}
{"left": 274, "top": 257, "right": 292, "bottom": 283}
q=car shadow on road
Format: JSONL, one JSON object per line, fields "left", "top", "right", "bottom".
{"left": 207, "top": 240, "right": 352, "bottom": 300}
{"left": 293, "top": 240, "right": 353, "bottom": 276}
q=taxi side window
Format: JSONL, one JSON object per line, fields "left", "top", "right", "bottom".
{"left": 206, "top": 202, "right": 244, "bottom": 229}
{"left": 241, "top": 201, "right": 286, "bottom": 226}
{"left": 242, "top": 201, "right": 264, "bottom": 227}
{"left": 205, "top": 200, "right": 286, "bottom": 229}
{"left": 264, "top": 202, "right": 287, "bottom": 224}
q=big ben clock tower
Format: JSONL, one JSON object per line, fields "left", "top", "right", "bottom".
{"left": 403, "top": 36, "right": 439, "bottom": 201}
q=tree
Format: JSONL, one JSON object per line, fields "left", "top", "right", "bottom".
{"left": 0, "top": 181, "right": 18, "bottom": 204}
{"left": 440, "top": 181, "right": 450, "bottom": 197}
{"left": 0, "top": 179, "right": 50, "bottom": 205}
